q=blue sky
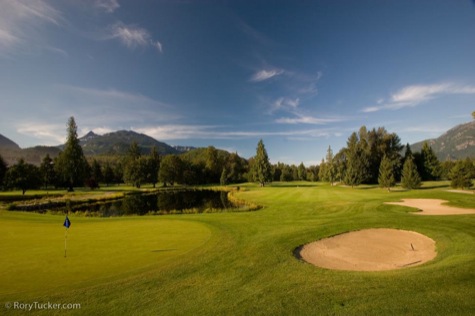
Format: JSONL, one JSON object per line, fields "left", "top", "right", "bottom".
{"left": 1, "top": 0, "right": 474, "bottom": 165}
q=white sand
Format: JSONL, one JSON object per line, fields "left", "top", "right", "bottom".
{"left": 386, "top": 199, "right": 475, "bottom": 215}
{"left": 299, "top": 228, "right": 436, "bottom": 271}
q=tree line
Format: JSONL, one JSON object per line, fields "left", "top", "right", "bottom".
{"left": 0, "top": 117, "right": 473, "bottom": 194}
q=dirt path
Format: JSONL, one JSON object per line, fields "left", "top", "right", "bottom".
{"left": 299, "top": 228, "right": 436, "bottom": 271}
{"left": 386, "top": 199, "right": 475, "bottom": 215}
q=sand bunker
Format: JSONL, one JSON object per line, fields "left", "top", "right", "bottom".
{"left": 386, "top": 199, "right": 475, "bottom": 215}
{"left": 298, "top": 228, "right": 436, "bottom": 271}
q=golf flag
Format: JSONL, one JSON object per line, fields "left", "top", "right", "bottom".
{"left": 63, "top": 216, "right": 71, "bottom": 229}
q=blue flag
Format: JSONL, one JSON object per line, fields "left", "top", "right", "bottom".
{"left": 63, "top": 216, "right": 71, "bottom": 229}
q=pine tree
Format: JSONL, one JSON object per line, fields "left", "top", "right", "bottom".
{"left": 401, "top": 156, "right": 421, "bottom": 189}
{"left": 39, "top": 154, "right": 55, "bottom": 189}
{"left": 378, "top": 155, "right": 395, "bottom": 191}
{"left": 420, "top": 142, "right": 441, "bottom": 180}
{"left": 325, "top": 146, "right": 336, "bottom": 185}
{"left": 254, "top": 139, "right": 272, "bottom": 187}
{"left": 344, "top": 132, "right": 368, "bottom": 187}
{"left": 147, "top": 146, "right": 160, "bottom": 188}
{"left": 0, "top": 154, "right": 8, "bottom": 189}
{"left": 55, "top": 117, "right": 88, "bottom": 191}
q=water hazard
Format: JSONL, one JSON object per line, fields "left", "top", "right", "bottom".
{"left": 70, "top": 190, "right": 235, "bottom": 216}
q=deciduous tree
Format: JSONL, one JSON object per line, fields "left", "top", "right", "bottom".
{"left": 449, "top": 158, "right": 474, "bottom": 190}
{"left": 5, "top": 159, "right": 41, "bottom": 195}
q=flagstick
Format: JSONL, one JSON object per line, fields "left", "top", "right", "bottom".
{"left": 64, "top": 227, "right": 68, "bottom": 258}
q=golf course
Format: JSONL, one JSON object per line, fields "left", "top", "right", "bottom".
{"left": 1, "top": 182, "right": 474, "bottom": 315}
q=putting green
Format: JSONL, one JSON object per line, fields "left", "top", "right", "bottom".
{"left": 0, "top": 211, "right": 211, "bottom": 298}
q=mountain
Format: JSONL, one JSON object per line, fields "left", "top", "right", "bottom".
{"left": 78, "top": 130, "right": 179, "bottom": 155}
{"left": 0, "top": 130, "right": 181, "bottom": 165}
{"left": 0, "top": 134, "right": 20, "bottom": 150}
{"left": 410, "top": 121, "right": 475, "bottom": 161}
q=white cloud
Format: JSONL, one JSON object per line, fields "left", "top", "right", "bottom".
{"left": 270, "top": 97, "right": 299, "bottom": 113}
{"left": 153, "top": 41, "right": 163, "bottom": 53}
{"left": 276, "top": 115, "right": 343, "bottom": 125}
{"left": 108, "top": 22, "right": 163, "bottom": 53}
{"left": 94, "top": 0, "right": 120, "bottom": 13}
{"left": 110, "top": 23, "right": 149, "bottom": 48}
{"left": 363, "top": 82, "right": 475, "bottom": 113}
{"left": 0, "top": 0, "right": 63, "bottom": 54}
{"left": 17, "top": 122, "right": 66, "bottom": 145}
{"left": 135, "top": 124, "right": 344, "bottom": 141}
{"left": 250, "top": 69, "right": 284, "bottom": 82}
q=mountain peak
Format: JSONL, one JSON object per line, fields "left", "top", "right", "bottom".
{"left": 410, "top": 120, "right": 475, "bottom": 160}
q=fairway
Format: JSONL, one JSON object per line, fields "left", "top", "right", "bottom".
{"left": 1, "top": 183, "right": 475, "bottom": 315}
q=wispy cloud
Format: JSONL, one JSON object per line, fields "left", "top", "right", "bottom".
{"left": 363, "top": 82, "right": 475, "bottom": 113}
{"left": 250, "top": 69, "right": 284, "bottom": 82}
{"left": 108, "top": 22, "right": 163, "bottom": 53}
{"left": 270, "top": 97, "right": 299, "bottom": 112}
{"left": 94, "top": 0, "right": 120, "bottom": 13}
{"left": 0, "top": 0, "right": 63, "bottom": 54}
{"left": 17, "top": 122, "right": 66, "bottom": 145}
{"left": 275, "top": 114, "right": 344, "bottom": 125}
{"left": 136, "top": 124, "right": 344, "bottom": 141}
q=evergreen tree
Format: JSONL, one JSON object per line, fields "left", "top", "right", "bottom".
{"left": 123, "top": 142, "right": 152, "bottom": 188}
{"left": 298, "top": 162, "right": 306, "bottom": 181}
{"left": 401, "top": 156, "right": 421, "bottom": 189}
{"left": 280, "top": 164, "right": 293, "bottom": 182}
{"left": 378, "top": 155, "right": 395, "bottom": 191}
{"left": 55, "top": 117, "right": 88, "bottom": 191}
{"left": 449, "top": 158, "right": 474, "bottom": 190}
{"left": 39, "top": 154, "right": 55, "bottom": 189}
{"left": 254, "top": 140, "right": 272, "bottom": 187}
{"left": 147, "top": 146, "right": 160, "bottom": 188}
{"left": 344, "top": 132, "right": 368, "bottom": 187}
{"left": 325, "top": 146, "right": 336, "bottom": 185}
{"left": 103, "top": 162, "right": 115, "bottom": 186}
{"left": 0, "top": 154, "right": 8, "bottom": 189}
{"left": 318, "top": 159, "right": 326, "bottom": 182}
{"left": 404, "top": 143, "right": 413, "bottom": 160}
{"left": 420, "top": 142, "right": 441, "bottom": 180}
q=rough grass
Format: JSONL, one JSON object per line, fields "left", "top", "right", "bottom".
{"left": 1, "top": 182, "right": 474, "bottom": 315}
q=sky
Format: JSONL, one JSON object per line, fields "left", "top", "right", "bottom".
{"left": 1, "top": 0, "right": 474, "bottom": 165}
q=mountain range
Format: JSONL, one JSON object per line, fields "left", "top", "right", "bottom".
{"left": 0, "top": 130, "right": 193, "bottom": 165}
{"left": 410, "top": 120, "right": 475, "bottom": 161}
{"left": 1, "top": 121, "right": 474, "bottom": 166}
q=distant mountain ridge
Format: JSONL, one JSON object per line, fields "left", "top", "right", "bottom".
{"left": 0, "top": 130, "right": 185, "bottom": 165}
{"left": 77, "top": 130, "right": 180, "bottom": 155}
{"left": 410, "top": 121, "right": 475, "bottom": 160}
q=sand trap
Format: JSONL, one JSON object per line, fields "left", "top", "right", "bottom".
{"left": 298, "top": 228, "right": 436, "bottom": 271}
{"left": 386, "top": 199, "right": 475, "bottom": 215}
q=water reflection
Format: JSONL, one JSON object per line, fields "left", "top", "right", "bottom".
{"left": 69, "top": 190, "right": 234, "bottom": 216}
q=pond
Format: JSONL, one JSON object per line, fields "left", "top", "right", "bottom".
{"left": 62, "top": 190, "right": 236, "bottom": 216}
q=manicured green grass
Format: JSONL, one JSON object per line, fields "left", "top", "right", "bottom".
{"left": 1, "top": 182, "right": 474, "bottom": 315}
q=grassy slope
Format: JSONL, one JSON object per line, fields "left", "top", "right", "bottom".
{"left": 1, "top": 182, "right": 474, "bottom": 315}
